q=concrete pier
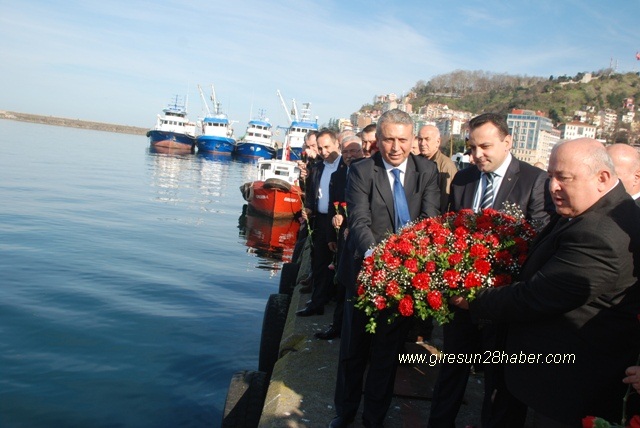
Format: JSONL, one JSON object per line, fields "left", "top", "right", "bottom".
{"left": 258, "top": 282, "right": 489, "bottom": 427}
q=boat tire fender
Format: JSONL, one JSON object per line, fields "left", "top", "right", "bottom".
{"left": 278, "top": 262, "right": 300, "bottom": 296}
{"left": 263, "top": 178, "right": 291, "bottom": 192}
{"left": 221, "top": 370, "right": 268, "bottom": 427}
{"left": 258, "top": 293, "right": 291, "bottom": 375}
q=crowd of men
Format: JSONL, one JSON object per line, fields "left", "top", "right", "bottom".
{"left": 288, "top": 109, "right": 640, "bottom": 428}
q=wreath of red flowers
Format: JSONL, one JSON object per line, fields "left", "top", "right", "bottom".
{"left": 354, "top": 207, "right": 537, "bottom": 333}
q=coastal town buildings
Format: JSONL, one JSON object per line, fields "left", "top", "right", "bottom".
{"left": 346, "top": 89, "right": 636, "bottom": 164}
{"left": 507, "top": 109, "right": 560, "bottom": 168}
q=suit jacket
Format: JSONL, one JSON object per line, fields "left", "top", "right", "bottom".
{"left": 347, "top": 152, "right": 441, "bottom": 265}
{"left": 470, "top": 182, "right": 640, "bottom": 423}
{"left": 448, "top": 157, "right": 553, "bottom": 227}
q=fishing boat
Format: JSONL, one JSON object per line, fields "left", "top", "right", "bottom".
{"left": 195, "top": 85, "right": 236, "bottom": 154}
{"left": 234, "top": 111, "right": 277, "bottom": 159}
{"left": 147, "top": 96, "right": 196, "bottom": 152}
{"left": 276, "top": 90, "right": 318, "bottom": 160}
{"left": 239, "top": 155, "right": 303, "bottom": 218}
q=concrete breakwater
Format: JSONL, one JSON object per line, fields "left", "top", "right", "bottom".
{"left": 221, "top": 260, "right": 494, "bottom": 427}
{"left": 0, "top": 110, "right": 148, "bottom": 135}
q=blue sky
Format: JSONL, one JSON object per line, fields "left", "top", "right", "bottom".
{"left": 1, "top": 0, "right": 639, "bottom": 133}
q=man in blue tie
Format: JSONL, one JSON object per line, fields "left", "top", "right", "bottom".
{"left": 329, "top": 109, "right": 441, "bottom": 428}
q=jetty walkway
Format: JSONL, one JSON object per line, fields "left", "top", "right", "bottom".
{"left": 256, "top": 279, "right": 488, "bottom": 427}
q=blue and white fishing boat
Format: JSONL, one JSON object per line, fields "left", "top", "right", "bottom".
{"left": 195, "top": 85, "right": 236, "bottom": 155}
{"left": 147, "top": 96, "right": 196, "bottom": 152}
{"left": 234, "top": 111, "right": 277, "bottom": 159}
{"left": 276, "top": 90, "right": 318, "bottom": 160}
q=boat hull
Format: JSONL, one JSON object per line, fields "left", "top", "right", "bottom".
{"left": 196, "top": 135, "right": 236, "bottom": 154}
{"left": 235, "top": 142, "right": 276, "bottom": 159}
{"left": 148, "top": 130, "right": 195, "bottom": 151}
{"left": 243, "top": 181, "right": 303, "bottom": 218}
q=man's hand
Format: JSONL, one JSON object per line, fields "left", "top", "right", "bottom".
{"left": 301, "top": 208, "right": 312, "bottom": 222}
{"left": 328, "top": 242, "right": 338, "bottom": 252}
{"left": 623, "top": 366, "right": 640, "bottom": 394}
{"left": 298, "top": 162, "right": 308, "bottom": 180}
{"left": 449, "top": 295, "right": 469, "bottom": 310}
{"left": 332, "top": 214, "right": 344, "bottom": 229}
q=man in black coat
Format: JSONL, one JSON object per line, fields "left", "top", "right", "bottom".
{"left": 330, "top": 109, "right": 441, "bottom": 428}
{"left": 315, "top": 135, "right": 364, "bottom": 340}
{"left": 428, "top": 113, "right": 553, "bottom": 428}
{"left": 452, "top": 138, "right": 640, "bottom": 425}
{"left": 297, "top": 129, "right": 343, "bottom": 317}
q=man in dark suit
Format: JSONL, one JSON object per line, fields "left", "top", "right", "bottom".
{"left": 297, "top": 129, "right": 343, "bottom": 317}
{"left": 452, "top": 138, "right": 640, "bottom": 426}
{"left": 428, "top": 112, "right": 553, "bottom": 428}
{"left": 330, "top": 109, "right": 441, "bottom": 428}
{"left": 315, "top": 135, "right": 364, "bottom": 340}
{"left": 607, "top": 143, "right": 640, "bottom": 205}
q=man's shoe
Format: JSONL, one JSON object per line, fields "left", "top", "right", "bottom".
{"left": 295, "top": 305, "right": 324, "bottom": 317}
{"left": 315, "top": 325, "right": 341, "bottom": 340}
{"left": 328, "top": 416, "right": 353, "bottom": 428}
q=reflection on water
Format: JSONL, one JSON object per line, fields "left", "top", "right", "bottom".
{"left": 238, "top": 204, "right": 300, "bottom": 276}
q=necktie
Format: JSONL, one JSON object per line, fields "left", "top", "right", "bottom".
{"left": 481, "top": 172, "right": 495, "bottom": 210}
{"left": 391, "top": 168, "right": 410, "bottom": 231}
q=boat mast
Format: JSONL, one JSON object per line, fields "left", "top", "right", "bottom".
{"left": 211, "top": 84, "right": 220, "bottom": 115}
{"left": 197, "top": 85, "right": 212, "bottom": 116}
{"left": 276, "top": 90, "right": 293, "bottom": 124}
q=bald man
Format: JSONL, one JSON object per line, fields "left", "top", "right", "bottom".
{"left": 453, "top": 138, "right": 640, "bottom": 426}
{"left": 417, "top": 125, "right": 458, "bottom": 213}
{"left": 607, "top": 143, "right": 640, "bottom": 205}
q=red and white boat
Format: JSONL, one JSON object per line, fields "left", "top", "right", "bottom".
{"left": 239, "top": 158, "right": 303, "bottom": 218}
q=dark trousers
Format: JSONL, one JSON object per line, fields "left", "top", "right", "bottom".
{"left": 331, "top": 280, "right": 345, "bottom": 329}
{"left": 428, "top": 308, "right": 526, "bottom": 428}
{"left": 309, "top": 214, "right": 335, "bottom": 310}
{"left": 334, "top": 285, "right": 413, "bottom": 426}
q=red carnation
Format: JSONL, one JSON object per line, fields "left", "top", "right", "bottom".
{"left": 473, "top": 259, "right": 491, "bottom": 275}
{"left": 411, "top": 272, "right": 431, "bottom": 290}
{"left": 427, "top": 290, "right": 443, "bottom": 310}
{"left": 448, "top": 253, "right": 464, "bottom": 266}
{"left": 385, "top": 280, "right": 400, "bottom": 297}
{"left": 469, "top": 243, "right": 490, "bottom": 259}
{"left": 443, "top": 269, "right": 461, "bottom": 288}
{"left": 395, "top": 239, "right": 414, "bottom": 256}
{"left": 425, "top": 261, "right": 436, "bottom": 273}
{"left": 373, "top": 295, "right": 387, "bottom": 310}
{"left": 493, "top": 273, "right": 512, "bottom": 287}
{"left": 357, "top": 284, "right": 365, "bottom": 296}
{"left": 581, "top": 416, "right": 596, "bottom": 428}
{"left": 453, "top": 238, "right": 468, "bottom": 251}
{"left": 463, "top": 272, "right": 483, "bottom": 289}
{"left": 494, "top": 250, "right": 513, "bottom": 266}
{"left": 340, "top": 202, "right": 347, "bottom": 208}
{"left": 485, "top": 234, "right": 500, "bottom": 247}
{"left": 433, "top": 234, "right": 447, "bottom": 245}
{"left": 372, "top": 269, "right": 387, "bottom": 286}
{"left": 403, "top": 258, "right": 419, "bottom": 273}
{"left": 398, "top": 295, "right": 414, "bottom": 317}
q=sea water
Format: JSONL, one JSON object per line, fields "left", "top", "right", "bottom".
{"left": 0, "top": 120, "right": 292, "bottom": 427}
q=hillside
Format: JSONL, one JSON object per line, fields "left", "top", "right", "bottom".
{"left": 408, "top": 70, "right": 640, "bottom": 128}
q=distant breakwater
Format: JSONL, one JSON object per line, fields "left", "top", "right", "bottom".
{"left": 0, "top": 110, "right": 148, "bottom": 136}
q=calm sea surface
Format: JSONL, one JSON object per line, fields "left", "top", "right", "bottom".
{"left": 0, "top": 120, "right": 298, "bottom": 427}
